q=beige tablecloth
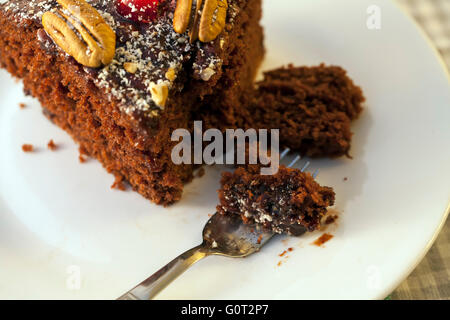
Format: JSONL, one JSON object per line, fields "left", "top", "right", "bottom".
{"left": 391, "top": 0, "right": 450, "bottom": 300}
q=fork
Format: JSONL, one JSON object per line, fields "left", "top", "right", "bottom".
{"left": 118, "top": 148, "right": 317, "bottom": 300}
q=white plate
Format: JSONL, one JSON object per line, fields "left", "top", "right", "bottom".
{"left": 0, "top": 0, "right": 449, "bottom": 300}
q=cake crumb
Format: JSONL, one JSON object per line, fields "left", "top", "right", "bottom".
{"left": 320, "top": 208, "right": 340, "bottom": 231}
{"left": 279, "top": 250, "right": 287, "bottom": 257}
{"left": 19, "top": 103, "right": 26, "bottom": 109}
{"left": 277, "top": 261, "right": 282, "bottom": 267}
{"left": 22, "top": 144, "right": 33, "bottom": 152}
{"left": 325, "top": 215, "right": 338, "bottom": 225}
{"left": 47, "top": 139, "right": 57, "bottom": 151}
{"left": 287, "top": 247, "right": 293, "bottom": 252}
{"left": 257, "top": 234, "right": 263, "bottom": 244}
{"left": 111, "top": 176, "right": 126, "bottom": 191}
{"left": 313, "top": 233, "right": 334, "bottom": 247}
{"left": 343, "top": 177, "right": 348, "bottom": 181}
{"left": 78, "top": 154, "right": 87, "bottom": 163}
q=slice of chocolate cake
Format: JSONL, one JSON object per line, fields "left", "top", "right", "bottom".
{"left": 217, "top": 166, "right": 335, "bottom": 236}
{"left": 0, "top": 0, "right": 264, "bottom": 205}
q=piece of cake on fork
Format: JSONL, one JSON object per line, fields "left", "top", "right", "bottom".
{"left": 0, "top": 0, "right": 264, "bottom": 205}
{"left": 217, "top": 165, "right": 335, "bottom": 236}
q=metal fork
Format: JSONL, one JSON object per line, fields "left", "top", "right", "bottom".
{"left": 118, "top": 148, "right": 317, "bottom": 300}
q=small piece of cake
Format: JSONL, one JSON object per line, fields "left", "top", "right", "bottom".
{"left": 217, "top": 166, "right": 335, "bottom": 236}
{"left": 203, "top": 64, "right": 365, "bottom": 158}
{"left": 258, "top": 64, "right": 364, "bottom": 120}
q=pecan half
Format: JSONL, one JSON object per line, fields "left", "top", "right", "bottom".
{"left": 42, "top": 0, "right": 116, "bottom": 68}
{"left": 199, "top": 0, "right": 228, "bottom": 42}
{"left": 173, "top": 0, "right": 193, "bottom": 34}
{"left": 173, "top": 0, "right": 227, "bottom": 43}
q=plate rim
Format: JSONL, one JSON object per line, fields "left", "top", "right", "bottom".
{"left": 375, "top": 0, "right": 450, "bottom": 300}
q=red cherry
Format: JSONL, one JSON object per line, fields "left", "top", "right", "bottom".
{"left": 116, "top": 0, "right": 164, "bottom": 23}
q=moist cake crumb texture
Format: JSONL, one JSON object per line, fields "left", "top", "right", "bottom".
{"left": 217, "top": 166, "right": 335, "bottom": 235}
{"left": 240, "top": 64, "right": 365, "bottom": 157}
{"left": 313, "top": 233, "right": 334, "bottom": 247}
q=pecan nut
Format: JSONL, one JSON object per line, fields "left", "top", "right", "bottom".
{"left": 42, "top": 0, "right": 116, "bottom": 68}
{"left": 173, "top": 0, "right": 227, "bottom": 43}
{"left": 199, "top": 0, "right": 228, "bottom": 42}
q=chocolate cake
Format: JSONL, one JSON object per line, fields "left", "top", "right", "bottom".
{"left": 0, "top": 0, "right": 264, "bottom": 205}
{"left": 217, "top": 166, "right": 335, "bottom": 236}
{"left": 202, "top": 64, "right": 365, "bottom": 158}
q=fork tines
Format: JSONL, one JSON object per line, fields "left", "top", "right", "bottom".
{"left": 280, "top": 147, "right": 319, "bottom": 178}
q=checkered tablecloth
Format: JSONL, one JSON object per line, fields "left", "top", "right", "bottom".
{"left": 397, "top": 0, "right": 450, "bottom": 69}
{"left": 392, "top": 0, "right": 450, "bottom": 300}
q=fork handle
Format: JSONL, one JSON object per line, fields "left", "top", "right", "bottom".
{"left": 117, "top": 244, "right": 208, "bottom": 300}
